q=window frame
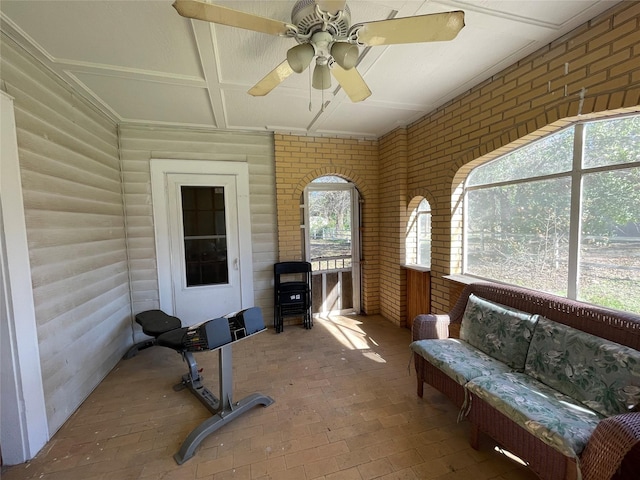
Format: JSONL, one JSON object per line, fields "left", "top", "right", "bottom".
{"left": 462, "top": 114, "right": 640, "bottom": 310}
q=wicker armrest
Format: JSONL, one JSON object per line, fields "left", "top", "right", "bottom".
{"left": 581, "top": 412, "right": 640, "bottom": 480}
{"left": 412, "top": 314, "right": 451, "bottom": 341}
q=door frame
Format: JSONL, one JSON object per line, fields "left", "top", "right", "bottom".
{"left": 303, "top": 181, "right": 361, "bottom": 314}
{"left": 150, "top": 160, "right": 254, "bottom": 320}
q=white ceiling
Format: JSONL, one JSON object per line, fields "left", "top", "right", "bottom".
{"left": 0, "top": 0, "right": 620, "bottom": 138}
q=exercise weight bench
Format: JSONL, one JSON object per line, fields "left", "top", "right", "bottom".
{"left": 125, "top": 307, "right": 274, "bottom": 464}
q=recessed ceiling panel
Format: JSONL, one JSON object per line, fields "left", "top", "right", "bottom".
{"left": 314, "top": 101, "right": 424, "bottom": 137}
{"left": 452, "top": 0, "right": 605, "bottom": 26}
{"left": 362, "top": 26, "right": 531, "bottom": 106}
{"left": 217, "top": 28, "right": 302, "bottom": 87}
{"left": 212, "top": 1, "right": 300, "bottom": 87}
{"left": 73, "top": 72, "right": 216, "bottom": 126}
{"left": 223, "top": 88, "right": 317, "bottom": 131}
{"left": 1, "top": 0, "right": 204, "bottom": 77}
{"left": 341, "top": 1, "right": 400, "bottom": 24}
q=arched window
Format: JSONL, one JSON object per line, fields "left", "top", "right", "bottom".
{"left": 463, "top": 114, "right": 640, "bottom": 314}
{"left": 406, "top": 198, "right": 431, "bottom": 268}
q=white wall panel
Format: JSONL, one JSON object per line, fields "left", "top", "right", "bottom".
{"left": 119, "top": 125, "right": 277, "bottom": 330}
{"left": 0, "top": 36, "right": 130, "bottom": 435}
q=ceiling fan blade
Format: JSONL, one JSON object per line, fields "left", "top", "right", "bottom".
{"left": 248, "top": 60, "right": 295, "bottom": 97}
{"left": 331, "top": 65, "right": 371, "bottom": 103}
{"left": 352, "top": 10, "right": 465, "bottom": 46}
{"left": 173, "top": 0, "right": 291, "bottom": 36}
{"left": 317, "top": 1, "right": 347, "bottom": 14}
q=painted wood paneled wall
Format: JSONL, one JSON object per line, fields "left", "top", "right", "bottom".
{"left": 118, "top": 125, "right": 277, "bottom": 333}
{"left": 0, "top": 37, "right": 131, "bottom": 434}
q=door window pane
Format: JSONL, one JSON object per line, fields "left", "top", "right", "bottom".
{"left": 579, "top": 167, "right": 640, "bottom": 313}
{"left": 466, "top": 177, "right": 571, "bottom": 295}
{"left": 181, "top": 186, "right": 228, "bottom": 287}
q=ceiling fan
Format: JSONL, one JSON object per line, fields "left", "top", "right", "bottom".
{"left": 173, "top": 0, "right": 465, "bottom": 102}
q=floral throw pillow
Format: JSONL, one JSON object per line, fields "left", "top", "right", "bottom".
{"left": 460, "top": 294, "right": 538, "bottom": 371}
{"left": 525, "top": 316, "right": 640, "bottom": 417}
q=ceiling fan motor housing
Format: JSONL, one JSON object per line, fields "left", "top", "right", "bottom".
{"left": 291, "top": 0, "right": 351, "bottom": 37}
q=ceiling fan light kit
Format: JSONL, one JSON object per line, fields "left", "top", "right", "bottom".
{"left": 331, "top": 42, "right": 358, "bottom": 70}
{"left": 312, "top": 58, "right": 332, "bottom": 90}
{"left": 287, "top": 43, "right": 315, "bottom": 73}
{"left": 173, "top": 0, "right": 465, "bottom": 102}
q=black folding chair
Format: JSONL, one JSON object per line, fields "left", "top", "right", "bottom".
{"left": 273, "top": 261, "right": 312, "bottom": 333}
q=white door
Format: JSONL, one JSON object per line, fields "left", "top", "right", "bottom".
{"left": 167, "top": 174, "right": 241, "bottom": 323}
{"left": 151, "top": 160, "right": 254, "bottom": 326}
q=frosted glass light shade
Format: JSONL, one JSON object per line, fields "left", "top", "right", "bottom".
{"left": 331, "top": 42, "right": 358, "bottom": 70}
{"left": 287, "top": 44, "right": 314, "bottom": 73}
{"left": 312, "top": 62, "right": 331, "bottom": 90}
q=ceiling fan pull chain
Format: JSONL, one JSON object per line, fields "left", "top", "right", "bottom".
{"left": 309, "top": 68, "right": 313, "bottom": 111}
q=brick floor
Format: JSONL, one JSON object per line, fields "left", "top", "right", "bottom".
{"left": 1, "top": 315, "right": 536, "bottom": 480}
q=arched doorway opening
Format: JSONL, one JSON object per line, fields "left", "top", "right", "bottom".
{"left": 303, "top": 176, "right": 361, "bottom": 315}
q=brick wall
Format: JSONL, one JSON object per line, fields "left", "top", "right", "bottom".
{"left": 391, "top": 1, "right": 640, "bottom": 315}
{"left": 274, "top": 134, "right": 380, "bottom": 314}
{"left": 378, "top": 129, "right": 408, "bottom": 325}
{"left": 275, "top": 1, "right": 640, "bottom": 324}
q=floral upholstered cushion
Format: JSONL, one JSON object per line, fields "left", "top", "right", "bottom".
{"left": 466, "top": 372, "right": 603, "bottom": 458}
{"left": 411, "top": 338, "right": 513, "bottom": 386}
{"left": 525, "top": 316, "right": 640, "bottom": 418}
{"left": 459, "top": 294, "right": 538, "bottom": 371}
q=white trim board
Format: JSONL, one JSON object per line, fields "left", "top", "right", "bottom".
{"left": 0, "top": 91, "right": 49, "bottom": 464}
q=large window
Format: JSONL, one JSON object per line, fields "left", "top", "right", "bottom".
{"left": 464, "top": 115, "right": 640, "bottom": 314}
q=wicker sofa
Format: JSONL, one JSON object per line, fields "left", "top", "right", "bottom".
{"left": 411, "top": 282, "right": 640, "bottom": 480}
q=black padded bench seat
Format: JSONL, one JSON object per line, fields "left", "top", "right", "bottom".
{"left": 123, "top": 310, "right": 182, "bottom": 359}
{"left": 136, "top": 310, "right": 182, "bottom": 336}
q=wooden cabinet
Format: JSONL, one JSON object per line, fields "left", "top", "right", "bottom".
{"left": 405, "top": 266, "right": 431, "bottom": 329}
